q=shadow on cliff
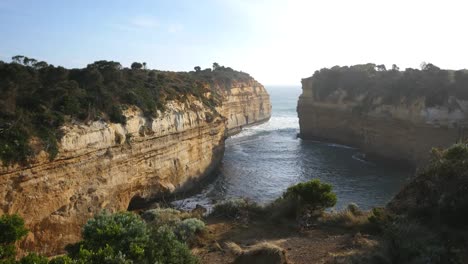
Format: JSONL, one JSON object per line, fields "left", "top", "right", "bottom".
{"left": 127, "top": 143, "right": 226, "bottom": 211}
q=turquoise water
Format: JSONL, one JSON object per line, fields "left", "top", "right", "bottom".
{"left": 173, "top": 86, "right": 412, "bottom": 211}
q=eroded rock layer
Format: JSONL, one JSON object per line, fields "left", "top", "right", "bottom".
{"left": 297, "top": 77, "right": 468, "bottom": 166}
{"left": 0, "top": 83, "right": 271, "bottom": 255}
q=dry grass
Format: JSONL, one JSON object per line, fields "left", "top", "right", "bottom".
{"left": 318, "top": 207, "right": 371, "bottom": 230}
{"left": 225, "top": 241, "right": 290, "bottom": 264}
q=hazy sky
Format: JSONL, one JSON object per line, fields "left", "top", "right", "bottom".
{"left": 1, "top": 0, "right": 467, "bottom": 85}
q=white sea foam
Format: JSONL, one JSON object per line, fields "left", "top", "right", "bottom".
{"left": 230, "top": 115, "right": 299, "bottom": 140}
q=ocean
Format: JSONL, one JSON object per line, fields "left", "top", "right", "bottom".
{"left": 173, "top": 86, "right": 412, "bottom": 211}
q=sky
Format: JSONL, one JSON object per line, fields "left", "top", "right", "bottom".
{"left": 1, "top": 0, "right": 468, "bottom": 85}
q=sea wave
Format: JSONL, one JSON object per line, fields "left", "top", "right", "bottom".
{"left": 309, "top": 140, "right": 356, "bottom": 150}
{"left": 230, "top": 115, "right": 299, "bottom": 139}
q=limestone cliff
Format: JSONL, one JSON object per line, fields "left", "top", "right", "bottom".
{"left": 0, "top": 83, "right": 271, "bottom": 255}
{"left": 298, "top": 76, "right": 468, "bottom": 166}
{"left": 217, "top": 80, "right": 271, "bottom": 135}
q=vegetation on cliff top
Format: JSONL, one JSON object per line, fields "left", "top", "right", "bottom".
{"left": 388, "top": 142, "right": 468, "bottom": 227}
{"left": 327, "top": 142, "right": 468, "bottom": 263}
{"left": 306, "top": 63, "right": 468, "bottom": 108}
{"left": 0, "top": 56, "right": 255, "bottom": 166}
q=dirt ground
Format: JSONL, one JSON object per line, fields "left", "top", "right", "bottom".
{"left": 192, "top": 218, "right": 379, "bottom": 264}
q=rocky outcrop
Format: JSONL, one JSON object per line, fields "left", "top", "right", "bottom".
{"left": 0, "top": 82, "right": 270, "bottom": 255}
{"left": 297, "top": 77, "right": 468, "bottom": 166}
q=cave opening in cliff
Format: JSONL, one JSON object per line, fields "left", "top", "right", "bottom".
{"left": 127, "top": 195, "right": 149, "bottom": 211}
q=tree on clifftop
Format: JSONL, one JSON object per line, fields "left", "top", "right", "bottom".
{"left": 131, "top": 62, "right": 143, "bottom": 70}
{"left": 376, "top": 64, "right": 387, "bottom": 71}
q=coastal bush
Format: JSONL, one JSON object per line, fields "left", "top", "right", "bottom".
{"left": 70, "top": 245, "right": 132, "bottom": 264}
{"left": 48, "top": 256, "right": 74, "bottom": 264}
{"left": 141, "top": 208, "right": 192, "bottom": 227}
{"left": 367, "top": 207, "right": 393, "bottom": 231}
{"left": 18, "top": 253, "right": 49, "bottom": 264}
{"left": 0, "top": 126, "right": 32, "bottom": 166}
{"left": 347, "top": 203, "right": 361, "bottom": 215}
{"left": 258, "top": 179, "right": 339, "bottom": 221}
{"left": 211, "top": 198, "right": 264, "bottom": 220}
{"left": 141, "top": 208, "right": 205, "bottom": 243}
{"left": 381, "top": 217, "right": 459, "bottom": 263}
{"left": 145, "top": 226, "right": 199, "bottom": 264}
{"left": 76, "top": 212, "right": 149, "bottom": 261}
{"left": 284, "top": 179, "right": 337, "bottom": 210}
{"left": 173, "top": 218, "right": 205, "bottom": 242}
{"left": 0, "top": 214, "right": 28, "bottom": 261}
{"left": 388, "top": 142, "right": 468, "bottom": 227}
{"left": 65, "top": 211, "right": 200, "bottom": 264}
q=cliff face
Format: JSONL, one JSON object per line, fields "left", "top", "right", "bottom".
{"left": 0, "top": 83, "right": 271, "bottom": 255}
{"left": 217, "top": 80, "right": 272, "bottom": 135}
{"left": 297, "top": 77, "right": 468, "bottom": 166}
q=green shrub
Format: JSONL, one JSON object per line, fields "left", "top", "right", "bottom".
{"left": 266, "top": 180, "right": 337, "bottom": 220}
{"left": 49, "top": 256, "right": 74, "bottom": 264}
{"left": 389, "top": 142, "right": 468, "bottom": 226}
{"left": 368, "top": 208, "right": 394, "bottom": 233}
{"left": 283, "top": 179, "right": 337, "bottom": 211}
{"left": 382, "top": 218, "right": 456, "bottom": 263}
{"left": 2, "top": 213, "right": 196, "bottom": 264}
{"left": 0, "top": 214, "right": 28, "bottom": 245}
{"left": 0, "top": 245, "right": 16, "bottom": 261}
{"left": 0, "top": 258, "right": 17, "bottom": 264}
{"left": 347, "top": 203, "right": 361, "bottom": 216}
{"left": 108, "top": 106, "right": 126, "bottom": 125}
{"left": 66, "top": 211, "right": 200, "bottom": 264}
{"left": 173, "top": 218, "right": 205, "bottom": 242}
{"left": 72, "top": 245, "right": 132, "bottom": 264}
{"left": 0, "top": 126, "right": 32, "bottom": 166}
{"left": 68, "top": 212, "right": 149, "bottom": 261}
{"left": 18, "top": 253, "right": 49, "bottom": 264}
{"left": 145, "top": 226, "right": 199, "bottom": 264}
{"left": 442, "top": 143, "right": 468, "bottom": 161}
{"left": 141, "top": 208, "right": 186, "bottom": 227}
{"left": 141, "top": 208, "right": 205, "bottom": 243}
{"left": 211, "top": 198, "right": 264, "bottom": 219}
{"left": 0, "top": 214, "right": 28, "bottom": 260}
